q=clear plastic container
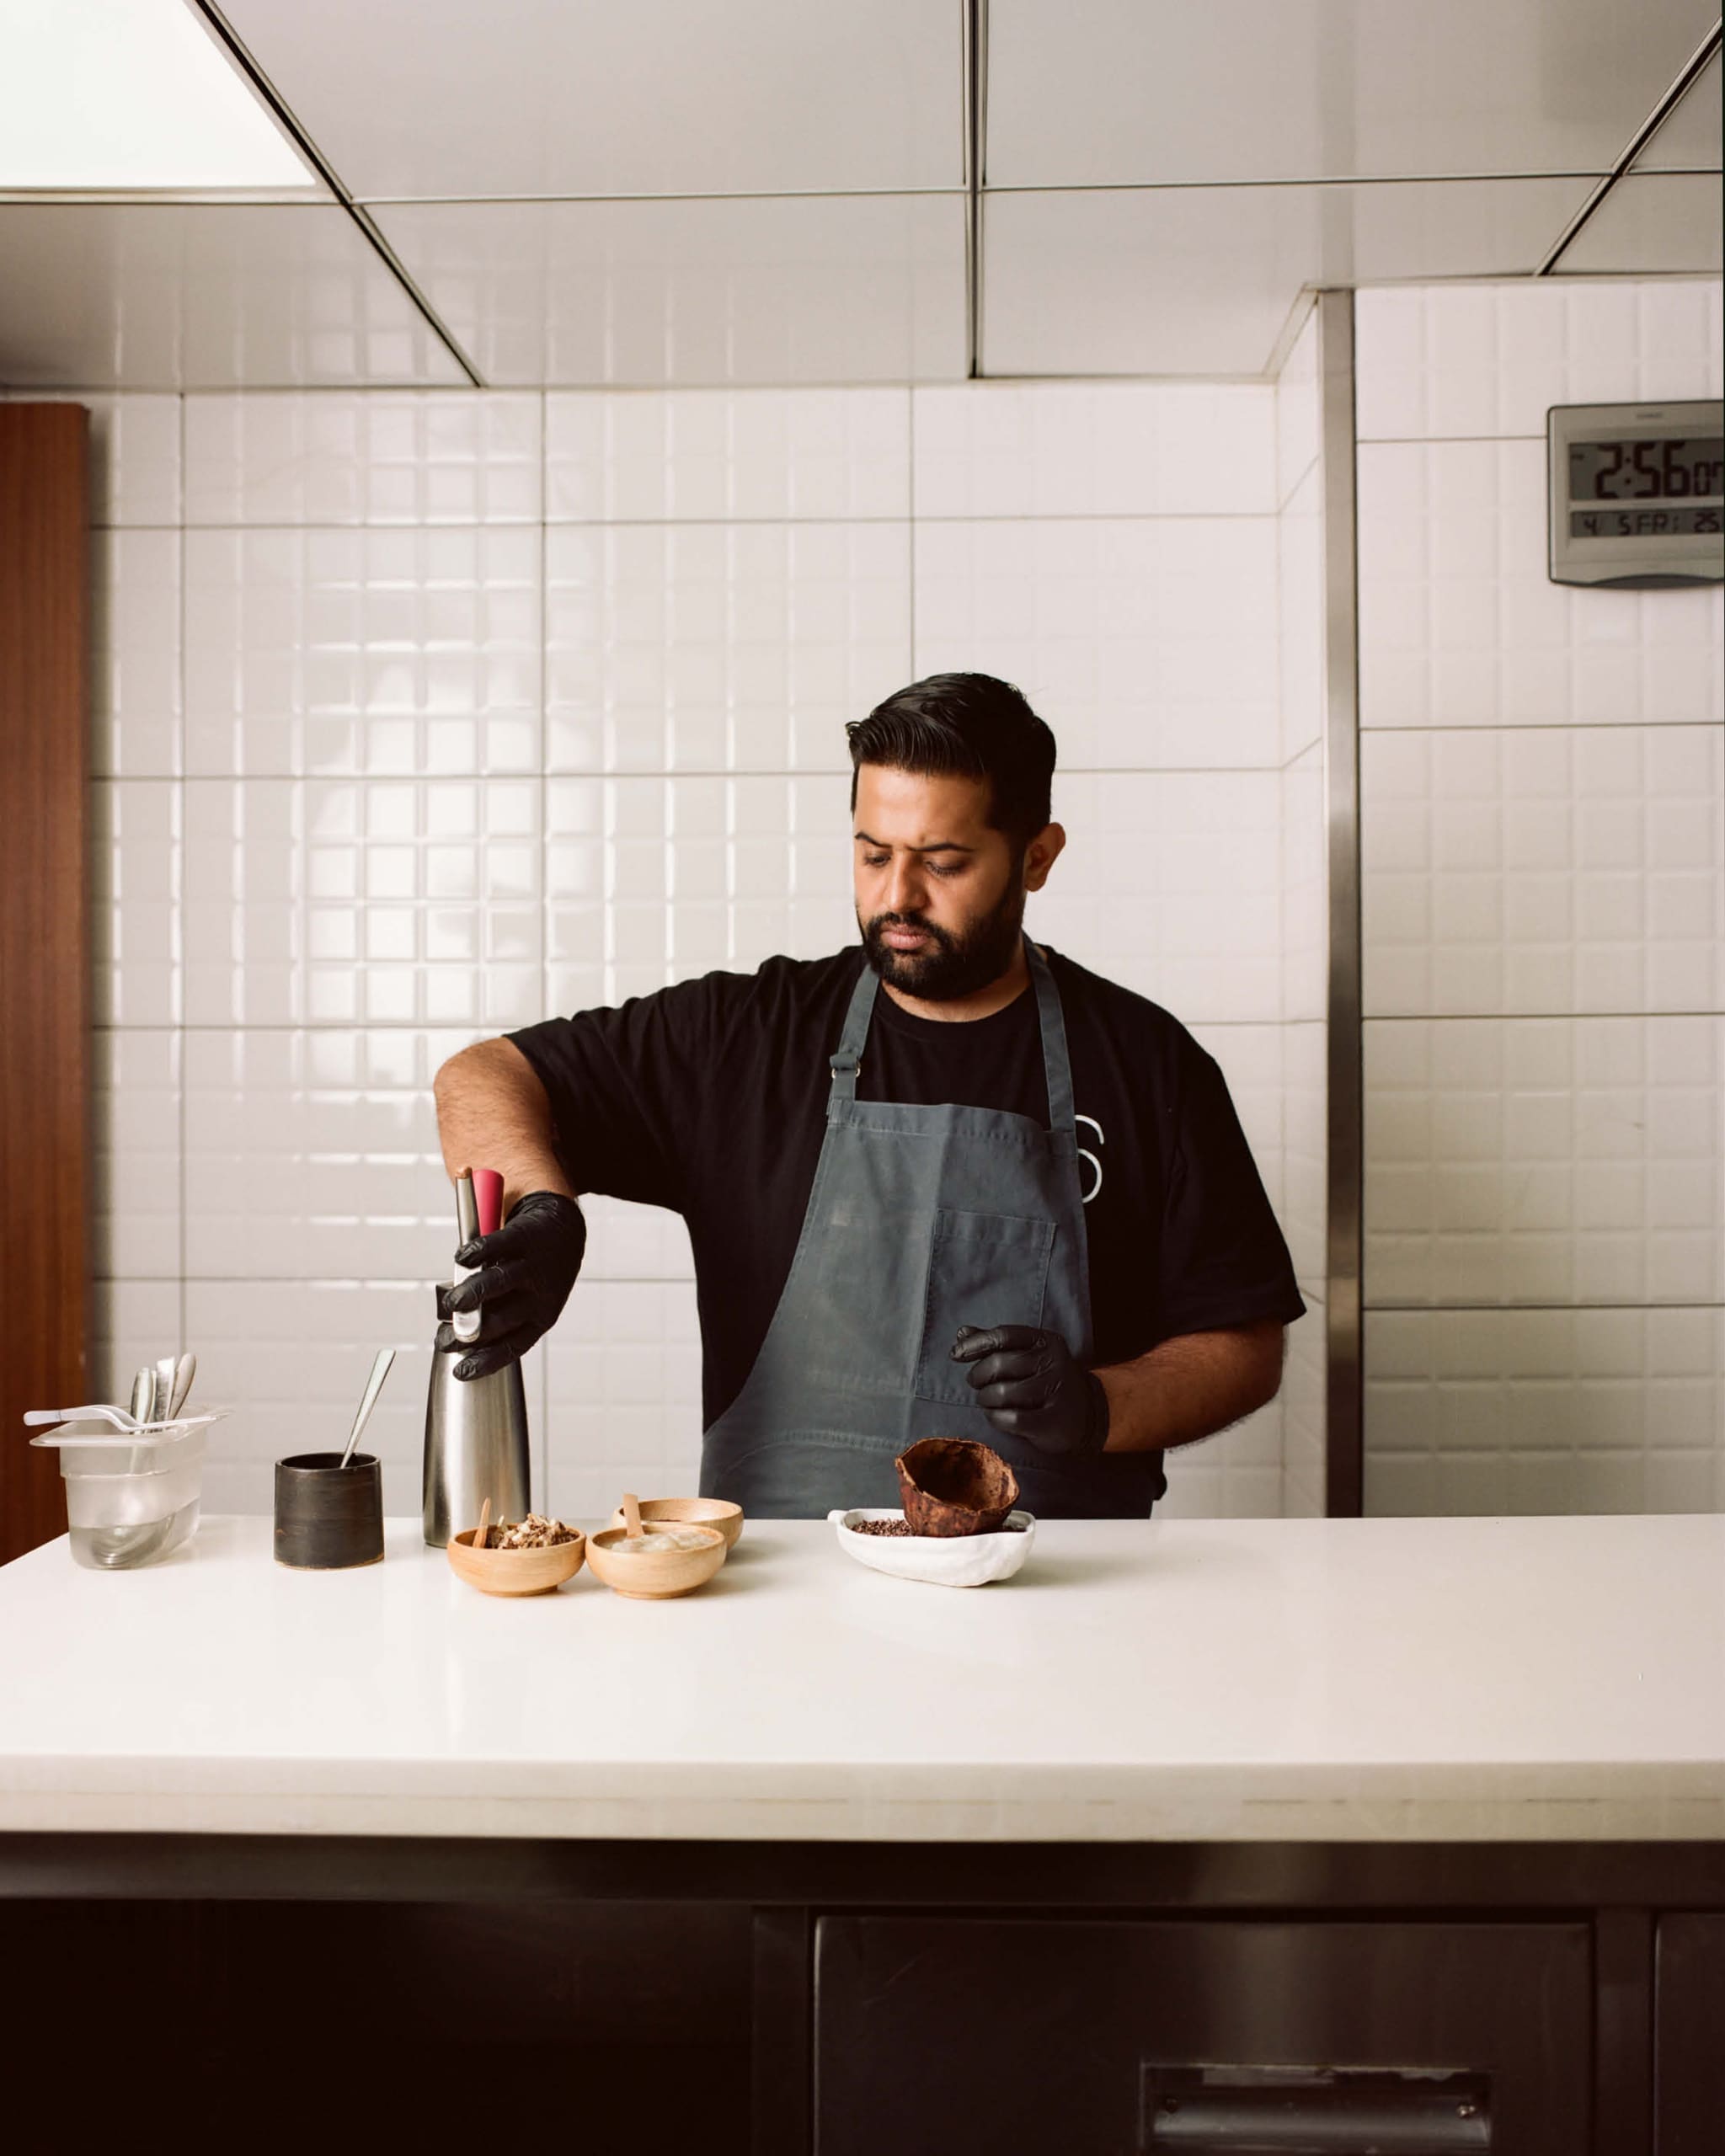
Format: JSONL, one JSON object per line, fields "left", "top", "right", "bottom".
{"left": 30, "top": 1417, "right": 219, "bottom": 1570}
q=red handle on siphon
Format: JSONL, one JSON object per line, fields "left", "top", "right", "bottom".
{"left": 472, "top": 1168, "right": 505, "bottom": 1238}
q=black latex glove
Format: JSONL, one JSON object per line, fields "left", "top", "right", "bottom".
{"left": 950, "top": 1324, "right": 1110, "bottom": 1457}
{"left": 437, "top": 1191, "right": 587, "bottom": 1380}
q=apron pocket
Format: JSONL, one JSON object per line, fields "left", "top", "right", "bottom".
{"left": 797, "top": 1198, "right": 932, "bottom": 1398}
{"left": 916, "top": 1209, "right": 1055, "bottom": 1410}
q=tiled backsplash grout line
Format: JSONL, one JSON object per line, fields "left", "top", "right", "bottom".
{"left": 1362, "top": 1301, "right": 1725, "bottom": 1314}
{"left": 1365, "top": 1010, "right": 1725, "bottom": 1022}
{"left": 1360, "top": 720, "right": 1724, "bottom": 735}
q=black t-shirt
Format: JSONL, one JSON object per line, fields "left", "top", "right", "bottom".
{"left": 510, "top": 946, "right": 1306, "bottom": 1432}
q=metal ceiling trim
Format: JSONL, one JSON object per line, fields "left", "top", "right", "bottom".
{"left": 351, "top": 187, "right": 969, "bottom": 207}
{"left": 1535, "top": 18, "right": 1722, "bottom": 275}
{"left": 187, "top": 0, "right": 485, "bottom": 387}
{"left": 980, "top": 172, "right": 1610, "bottom": 195}
{"left": 963, "top": 0, "right": 987, "bottom": 377}
{"left": 1317, "top": 288, "right": 1364, "bottom": 1520}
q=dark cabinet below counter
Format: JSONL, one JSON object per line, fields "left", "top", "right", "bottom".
{"left": 814, "top": 1916, "right": 1590, "bottom": 2155}
{"left": 1658, "top": 1914, "right": 1725, "bottom": 2155}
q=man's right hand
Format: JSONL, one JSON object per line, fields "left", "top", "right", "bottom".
{"left": 437, "top": 1191, "right": 587, "bottom": 1379}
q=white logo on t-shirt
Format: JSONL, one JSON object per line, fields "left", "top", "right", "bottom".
{"left": 1077, "top": 1114, "right": 1105, "bottom": 1204}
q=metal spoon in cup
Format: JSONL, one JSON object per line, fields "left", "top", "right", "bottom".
{"left": 338, "top": 1348, "right": 396, "bottom": 1470}
{"left": 168, "top": 1352, "right": 197, "bottom": 1420}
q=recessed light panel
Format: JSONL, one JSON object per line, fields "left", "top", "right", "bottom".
{"left": 0, "top": 0, "right": 314, "bottom": 190}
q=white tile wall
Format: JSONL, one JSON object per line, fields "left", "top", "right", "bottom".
{"left": 184, "top": 1278, "right": 546, "bottom": 1520}
{"left": 1037, "top": 770, "right": 1284, "bottom": 1021}
{"left": 92, "top": 529, "right": 181, "bottom": 777}
{"left": 1275, "top": 301, "right": 1319, "bottom": 512}
{"left": 1280, "top": 1286, "right": 1327, "bottom": 1518}
{"left": 1282, "top": 1019, "right": 1327, "bottom": 1292}
{"left": 545, "top": 520, "right": 909, "bottom": 773}
{"left": 1278, "top": 466, "right": 1324, "bottom": 763}
{"left": 1281, "top": 744, "right": 1326, "bottom": 1022}
{"left": 184, "top": 392, "right": 542, "bottom": 526}
{"left": 1360, "top": 725, "right": 1725, "bottom": 1017}
{"left": 93, "top": 1030, "right": 181, "bottom": 1281}
{"left": 1358, "top": 439, "right": 1723, "bottom": 730}
{"left": 5, "top": 389, "right": 181, "bottom": 526}
{"left": 1365, "top": 1017, "right": 1725, "bottom": 1307}
{"left": 911, "top": 517, "right": 1281, "bottom": 771}
{"left": 544, "top": 1281, "right": 704, "bottom": 1522}
{"left": 182, "top": 1027, "right": 463, "bottom": 1283}
{"left": 92, "top": 779, "right": 181, "bottom": 1027}
{"left": 1357, "top": 279, "right": 1725, "bottom": 1518}
{"left": 83, "top": 372, "right": 1323, "bottom": 1520}
{"left": 1156, "top": 1398, "right": 1284, "bottom": 1519}
{"left": 1354, "top": 282, "right": 1724, "bottom": 442}
{"left": 547, "top": 387, "right": 911, "bottom": 522}
{"left": 912, "top": 382, "right": 1278, "bottom": 519}
{"left": 184, "top": 526, "right": 542, "bottom": 777}
{"left": 92, "top": 1279, "right": 183, "bottom": 1407}
{"left": 1190, "top": 1024, "right": 1285, "bottom": 1218}
{"left": 1365, "top": 1306, "right": 1724, "bottom": 1517}
{"left": 1275, "top": 304, "right": 1328, "bottom": 1517}
{"left": 547, "top": 771, "right": 856, "bottom": 1011}
{"left": 182, "top": 776, "right": 543, "bottom": 1027}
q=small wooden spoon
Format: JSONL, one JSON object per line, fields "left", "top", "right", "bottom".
{"left": 622, "top": 1491, "right": 644, "bottom": 1540}
{"left": 472, "top": 1497, "right": 491, "bottom": 1551}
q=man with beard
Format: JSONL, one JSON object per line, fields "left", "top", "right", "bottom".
{"left": 431, "top": 674, "right": 1303, "bottom": 1518}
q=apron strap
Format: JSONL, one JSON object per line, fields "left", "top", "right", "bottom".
{"left": 829, "top": 942, "right": 1077, "bottom": 1136}
{"left": 1026, "top": 939, "right": 1078, "bottom": 1139}
{"left": 826, "top": 959, "right": 879, "bottom": 1113}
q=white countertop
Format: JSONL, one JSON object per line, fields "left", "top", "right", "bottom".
{"left": 3, "top": 1513, "right": 1722, "bottom": 1844}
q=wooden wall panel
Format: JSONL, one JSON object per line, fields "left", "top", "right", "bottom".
{"left": 0, "top": 406, "right": 90, "bottom": 1561}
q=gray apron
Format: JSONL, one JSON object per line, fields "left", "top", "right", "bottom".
{"left": 699, "top": 941, "right": 1162, "bottom": 1519}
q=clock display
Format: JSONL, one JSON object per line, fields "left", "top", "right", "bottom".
{"left": 1569, "top": 505, "right": 1722, "bottom": 540}
{"left": 1549, "top": 401, "right": 1723, "bottom": 588}
{"left": 1567, "top": 436, "right": 1723, "bottom": 503}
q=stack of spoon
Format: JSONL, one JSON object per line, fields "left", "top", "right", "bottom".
{"left": 129, "top": 1352, "right": 197, "bottom": 1426}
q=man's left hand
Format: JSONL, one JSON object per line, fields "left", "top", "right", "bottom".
{"left": 950, "top": 1325, "right": 1110, "bottom": 1457}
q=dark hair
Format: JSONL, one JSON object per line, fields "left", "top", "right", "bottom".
{"left": 846, "top": 673, "right": 1055, "bottom": 845}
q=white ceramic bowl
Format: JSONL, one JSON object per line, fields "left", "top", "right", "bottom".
{"left": 828, "top": 1507, "right": 1035, "bottom": 1588}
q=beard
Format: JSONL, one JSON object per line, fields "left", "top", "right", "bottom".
{"left": 859, "top": 873, "right": 1028, "bottom": 1001}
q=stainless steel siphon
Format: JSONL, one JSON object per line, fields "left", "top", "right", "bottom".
{"left": 422, "top": 1283, "right": 531, "bottom": 1546}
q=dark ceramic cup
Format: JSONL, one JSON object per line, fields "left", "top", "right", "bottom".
{"left": 274, "top": 1452, "right": 385, "bottom": 1569}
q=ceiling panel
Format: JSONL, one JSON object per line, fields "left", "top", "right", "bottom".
{"left": 0, "top": 0, "right": 317, "bottom": 191}
{"left": 220, "top": 0, "right": 960, "bottom": 200}
{"left": 0, "top": 205, "right": 464, "bottom": 388}
{"left": 986, "top": 0, "right": 1717, "bottom": 186}
{"left": 373, "top": 195, "right": 966, "bottom": 386}
{"left": 1635, "top": 49, "right": 1722, "bottom": 170}
{"left": 982, "top": 179, "right": 1595, "bottom": 377}
{"left": 1554, "top": 175, "right": 1725, "bottom": 274}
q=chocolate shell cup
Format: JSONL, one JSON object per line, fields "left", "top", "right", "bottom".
{"left": 895, "top": 1438, "right": 1020, "bottom": 1537}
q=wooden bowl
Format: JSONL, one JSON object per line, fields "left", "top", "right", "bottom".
{"left": 586, "top": 1523, "right": 727, "bottom": 1600}
{"left": 446, "top": 1526, "right": 585, "bottom": 1597}
{"left": 605, "top": 1497, "right": 744, "bottom": 1551}
{"left": 895, "top": 1438, "right": 1020, "bottom": 1537}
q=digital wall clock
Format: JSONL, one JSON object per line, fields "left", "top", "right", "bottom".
{"left": 1547, "top": 399, "right": 1723, "bottom": 589}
